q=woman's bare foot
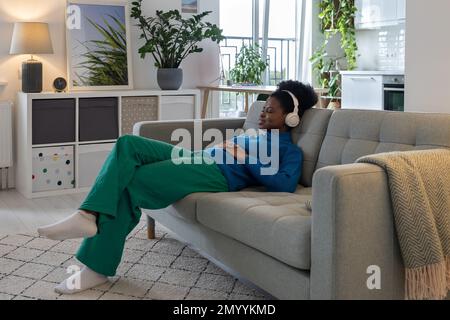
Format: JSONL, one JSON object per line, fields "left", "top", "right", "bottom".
{"left": 37, "top": 210, "right": 98, "bottom": 240}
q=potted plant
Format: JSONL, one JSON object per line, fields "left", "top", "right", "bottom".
{"left": 131, "top": 0, "right": 224, "bottom": 90}
{"left": 310, "top": 54, "right": 344, "bottom": 108}
{"left": 326, "top": 70, "right": 341, "bottom": 109}
{"left": 229, "top": 43, "right": 269, "bottom": 86}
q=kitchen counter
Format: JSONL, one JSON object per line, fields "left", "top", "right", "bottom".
{"left": 340, "top": 70, "right": 404, "bottom": 75}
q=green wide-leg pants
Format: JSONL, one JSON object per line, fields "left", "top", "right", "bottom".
{"left": 75, "top": 135, "right": 228, "bottom": 276}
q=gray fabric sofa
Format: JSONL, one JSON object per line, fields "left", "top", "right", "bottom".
{"left": 133, "top": 102, "right": 450, "bottom": 300}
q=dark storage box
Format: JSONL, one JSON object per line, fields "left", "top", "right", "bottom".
{"left": 79, "top": 98, "right": 119, "bottom": 141}
{"left": 32, "top": 99, "right": 76, "bottom": 145}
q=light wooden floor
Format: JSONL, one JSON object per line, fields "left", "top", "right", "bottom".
{"left": 0, "top": 189, "right": 88, "bottom": 237}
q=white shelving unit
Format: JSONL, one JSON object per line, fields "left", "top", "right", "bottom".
{"left": 16, "top": 89, "right": 201, "bottom": 199}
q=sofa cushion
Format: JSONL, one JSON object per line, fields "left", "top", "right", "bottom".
{"left": 195, "top": 186, "right": 313, "bottom": 270}
{"left": 243, "top": 101, "right": 265, "bottom": 131}
{"left": 317, "top": 109, "right": 450, "bottom": 170}
{"left": 291, "top": 108, "right": 333, "bottom": 187}
{"left": 243, "top": 101, "right": 333, "bottom": 188}
{"left": 166, "top": 192, "right": 210, "bottom": 222}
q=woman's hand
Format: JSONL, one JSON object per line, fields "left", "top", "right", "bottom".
{"left": 222, "top": 141, "right": 247, "bottom": 162}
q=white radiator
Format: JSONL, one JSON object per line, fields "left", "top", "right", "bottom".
{"left": 0, "top": 101, "right": 12, "bottom": 189}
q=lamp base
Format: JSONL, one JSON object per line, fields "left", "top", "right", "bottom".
{"left": 22, "top": 60, "right": 42, "bottom": 93}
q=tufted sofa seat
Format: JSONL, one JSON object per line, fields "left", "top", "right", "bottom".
{"left": 195, "top": 187, "right": 313, "bottom": 270}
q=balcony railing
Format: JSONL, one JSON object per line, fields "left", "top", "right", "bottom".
{"left": 219, "top": 36, "right": 297, "bottom": 116}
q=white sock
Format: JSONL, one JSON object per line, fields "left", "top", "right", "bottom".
{"left": 55, "top": 266, "right": 108, "bottom": 294}
{"left": 37, "top": 210, "right": 97, "bottom": 240}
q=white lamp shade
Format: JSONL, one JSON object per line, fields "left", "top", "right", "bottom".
{"left": 9, "top": 22, "right": 54, "bottom": 55}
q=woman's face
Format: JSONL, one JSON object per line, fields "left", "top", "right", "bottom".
{"left": 258, "top": 97, "right": 289, "bottom": 131}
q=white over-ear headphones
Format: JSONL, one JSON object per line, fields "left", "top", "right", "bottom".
{"left": 282, "top": 90, "right": 300, "bottom": 127}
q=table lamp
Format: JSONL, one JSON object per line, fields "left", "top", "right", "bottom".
{"left": 9, "top": 22, "right": 54, "bottom": 93}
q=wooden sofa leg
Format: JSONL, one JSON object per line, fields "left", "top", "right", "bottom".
{"left": 147, "top": 216, "right": 156, "bottom": 239}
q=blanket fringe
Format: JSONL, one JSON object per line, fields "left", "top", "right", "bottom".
{"left": 447, "top": 256, "right": 450, "bottom": 291}
{"left": 405, "top": 258, "right": 450, "bottom": 300}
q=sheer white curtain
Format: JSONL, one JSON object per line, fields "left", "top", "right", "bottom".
{"left": 261, "top": 0, "right": 270, "bottom": 84}
{"left": 295, "top": 0, "right": 313, "bottom": 83}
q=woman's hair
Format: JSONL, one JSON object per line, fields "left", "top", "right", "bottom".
{"left": 270, "top": 80, "right": 318, "bottom": 117}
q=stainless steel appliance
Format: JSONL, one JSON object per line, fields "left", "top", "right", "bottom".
{"left": 383, "top": 75, "right": 404, "bottom": 112}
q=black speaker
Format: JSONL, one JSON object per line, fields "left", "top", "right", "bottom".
{"left": 22, "top": 60, "right": 43, "bottom": 93}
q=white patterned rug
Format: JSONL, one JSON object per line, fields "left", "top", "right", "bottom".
{"left": 0, "top": 220, "right": 268, "bottom": 300}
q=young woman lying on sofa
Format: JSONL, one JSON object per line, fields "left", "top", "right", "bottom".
{"left": 37, "top": 80, "right": 318, "bottom": 294}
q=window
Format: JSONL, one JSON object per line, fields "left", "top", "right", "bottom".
{"left": 265, "top": 0, "right": 297, "bottom": 84}
{"left": 220, "top": 0, "right": 253, "bottom": 38}
{"left": 219, "top": 0, "right": 298, "bottom": 117}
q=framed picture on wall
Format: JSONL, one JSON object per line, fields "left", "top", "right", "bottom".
{"left": 66, "top": 0, "right": 133, "bottom": 91}
{"left": 181, "top": 0, "right": 198, "bottom": 14}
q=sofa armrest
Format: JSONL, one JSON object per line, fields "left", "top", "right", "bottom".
{"left": 133, "top": 117, "right": 246, "bottom": 147}
{"left": 310, "top": 163, "right": 404, "bottom": 300}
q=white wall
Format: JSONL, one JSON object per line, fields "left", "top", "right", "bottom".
{"left": 0, "top": 0, "right": 220, "bottom": 102}
{"left": 405, "top": 0, "right": 450, "bottom": 113}
{"left": 0, "top": 0, "right": 67, "bottom": 103}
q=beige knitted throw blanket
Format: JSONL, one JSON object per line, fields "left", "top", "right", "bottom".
{"left": 357, "top": 149, "right": 450, "bottom": 300}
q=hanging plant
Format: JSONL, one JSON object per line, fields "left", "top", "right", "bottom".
{"left": 336, "top": 0, "right": 358, "bottom": 70}
{"left": 311, "top": 0, "right": 358, "bottom": 101}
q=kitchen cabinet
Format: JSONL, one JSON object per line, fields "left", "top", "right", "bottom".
{"left": 341, "top": 74, "right": 383, "bottom": 110}
{"left": 397, "top": 0, "right": 406, "bottom": 21}
{"left": 341, "top": 71, "right": 404, "bottom": 111}
{"left": 355, "top": 0, "right": 405, "bottom": 29}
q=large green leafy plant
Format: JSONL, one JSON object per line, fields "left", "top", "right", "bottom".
{"left": 310, "top": 0, "right": 358, "bottom": 101}
{"left": 131, "top": 0, "right": 224, "bottom": 68}
{"left": 229, "top": 43, "right": 268, "bottom": 85}
{"left": 74, "top": 15, "right": 128, "bottom": 86}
